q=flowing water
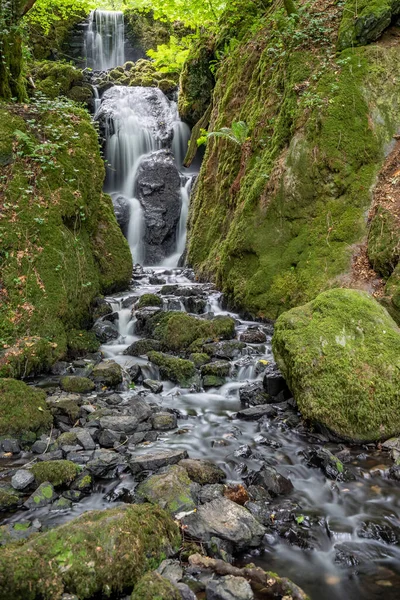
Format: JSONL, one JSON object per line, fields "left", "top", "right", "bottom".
{"left": 85, "top": 10, "right": 125, "bottom": 71}
{"left": 1, "top": 12, "right": 400, "bottom": 600}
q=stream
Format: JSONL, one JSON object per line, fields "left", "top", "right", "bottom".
{"left": 1, "top": 10, "right": 400, "bottom": 600}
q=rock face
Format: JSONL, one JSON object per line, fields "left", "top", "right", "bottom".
{"left": 272, "top": 289, "right": 400, "bottom": 442}
{"left": 181, "top": 497, "right": 266, "bottom": 550}
{"left": 338, "top": 0, "right": 400, "bottom": 51}
{"left": 111, "top": 194, "right": 131, "bottom": 235}
{"left": 136, "top": 150, "right": 181, "bottom": 264}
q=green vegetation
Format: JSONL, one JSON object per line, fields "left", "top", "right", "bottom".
{"left": 147, "top": 351, "right": 196, "bottom": 386}
{"left": 31, "top": 460, "right": 79, "bottom": 486}
{"left": 198, "top": 120, "right": 249, "bottom": 146}
{"left": 273, "top": 289, "right": 400, "bottom": 442}
{"left": 131, "top": 572, "right": 181, "bottom": 600}
{"left": 0, "top": 379, "right": 52, "bottom": 438}
{"left": 60, "top": 376, "right": 95, "bottom": 393}
{"left": 136, "top": 465, "right": 195, "bottom": 515}
{"left": 0, "top": 504, "right": 180, "bottom": 599}
{"left": 138, "top": 293, "right": 163, "bottom": 308}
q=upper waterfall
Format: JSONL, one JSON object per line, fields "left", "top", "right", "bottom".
{"left": 85, "top": 10, "right": 125, "bottom": 71}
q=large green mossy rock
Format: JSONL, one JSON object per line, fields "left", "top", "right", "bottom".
{"left": 0, "top": 103, "right": 132, "bottom": 378}
{"left": 0, "top": 504, "right": 180, "bottom": 600}
{"left": 147, "top": 351, "right": 196, "bottom": 386}
{"left": 338, "top": 1, "right": 400, "bottom": 51}
{"left": 0, "top": 379, "right": 52, "bottom": 438}
{"left": 136, "top": 465, "right": 196, "bottom": 515}
{"left": 131, "top": 572, "right": 181, "bottom": 600}
{"left": 30, "top": 460, "right": 79, "bottom": 487}
{"left": 272, "top": 289, "right": 400, "bottom": 442}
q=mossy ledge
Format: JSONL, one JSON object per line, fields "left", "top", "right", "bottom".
{"left": 0, "top": 99, "right": 132, "bottom": 377}
{"left": 185, "top": 0, "right": 400, "bottom": 319}
{"left": 272, "top": 288, "right": 400, "bottom": 442}
{"left": 0, "top": 504, "right": 180, "bottom": 600}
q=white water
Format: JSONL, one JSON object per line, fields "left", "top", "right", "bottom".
{"left": 127, "top": 197, "right": 145, "bottom": 262}
{"left": 85, "top": 10, "right": 125, "bottom": 71}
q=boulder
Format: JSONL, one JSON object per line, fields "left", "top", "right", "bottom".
{"left": 131, "top": 572, "right": 181, "bottom": 600}
{"left": 0, "top": 379, "right": 52, "bottom": 439}
{"left": 136, "top": 150, "right": 181, "bottom": 265}
{"left": 91, "top": 361, "right": 123, "bottom": 388}
{"left": 182, "top": 497, "right": 265, "bottom": 550}
{"left": 24, "top": 482, "right": 57, "bottom": 508}
{"left": 11, "top": 470, "right": 35, "bottom": 491}
{"left": 148, "top": 351, "right": 196, "bottom": 386}
{"left": 143, "top": 379, "right": 163, "bottom": 393}
{"left": 239, "top": 328, "right": 267, "bottom": 344}
{"left": 99, "top": 416, "right": 138, "bottom": 434}
{"left": 247, "top": 466, "right": 293, "bottom": 497}
{"left": 239, "top": 382, "right": 270, "bottom": 406}
{"left": 272, "top": 289, "right": 400, "bottom": 442}
{"left": 136, "top": 465, "right": 196, "bottom": 515}
{"left": 30, "top": 460, "right": 79, "bottom": 487}
{"left": 60, "top": 376, "right": 95, "bottom": 394}
{"left": 0, "top": 505, "right": 180, "bottom": 599}
{"left": 178, "top": 459, "right": 225, "bottom": 485}
{"left": 206, "top": 575, "right": 254, "bottom": 600}
{"left": 111, "top": 193, "right": 131, "bottom": 235}
{"left": 124, "top": 338, "right": 162, "bottom": 356}
{"left": 151, "top": 413, "right": 178, "bottom": 431}
{"left": 129, "top": 449, "right": 188, "bottom": 474}
{"left": 92, "top": 320, "right": 119, "bottom": 343}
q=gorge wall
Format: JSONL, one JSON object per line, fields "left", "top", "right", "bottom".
{"left": 184, "top": 0, "right": 400, "bottom": 323}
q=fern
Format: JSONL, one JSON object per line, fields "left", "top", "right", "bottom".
{"left": 198, "top": 121, "right": 250, "bottom": 147}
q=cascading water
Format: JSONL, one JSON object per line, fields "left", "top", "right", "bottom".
{"left": 85, "top": 10, "right": 125, "bottom": 71}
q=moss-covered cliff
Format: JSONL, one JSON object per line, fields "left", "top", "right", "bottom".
{"left": 0, "top": 95, "right": 132, "bottom": 377}
{"left": 185, "top": 0, "right": 400, "bottom": 320}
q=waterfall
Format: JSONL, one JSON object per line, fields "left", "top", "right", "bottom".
{"left": 85, "top": 10, "right": 125, "bottom": 71}
{"left": 172, "top": 121, "right": 191, "bottom": 169}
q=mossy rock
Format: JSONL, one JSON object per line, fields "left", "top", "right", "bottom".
{"left": 0, "top": 504, "right": 180, "bottom": 599}
{"left": 368, "top": 206, "right": 399, "bottom": 279}
{"left": 178, "top": 458, "right": 225, "bottom": 485}
{"left": 67, "top": 85, "right": 93, "bottom": 104}
{"left": 148, "top": 351, "right": 196, "bottom": 386}
{"left": 201, "top": 360, "right": 231, "bottom": 377}
{"left": 157, "top": 79, "right": 177, "bottom": 94}
{"left": 0, "top": 379, "right": 52, "bottom": 438}
{"left": 33, "top": 61, "right": 83, "bottom": 99}
{"left": 337, "top": 0, "right": 400, "bottom": 51}
{"left": 131, "top": 572, "right": 181, "bottom": 600}
{"left": 91, "top": 361, "right": 123, "bottom": 388}
{"left": 136, "top": 465, "right": 196, "bottom": 515}
{"left": 60, "top": 376, "right": 95, "bottom": 394}
{"left": 67, "top": 329, "right": 100, "bottom": 357}
{"left": 138, "top": 294, "right": 163, "bottom": 309}
{"left": 272, "top": 288, "right": 400, "bottom": 442}
{"left": 179, "top": 35, "right": 215, "bottom": 126}
{"left": 30, "top": 460, "right": 79, "bottom": 487}
{"left": 55, "top": 432, "right": 78, "bottom": 447}
{"left": 189, "top": 352, "right": 210, "bottom": 367}
{"left": 0, "top": 486, "right": 20, "bottom": 512}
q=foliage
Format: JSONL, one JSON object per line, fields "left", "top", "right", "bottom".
{"left": 24, "top": 0, "right": 92, "bottom": 34}
{"left": 147, "top": 35, "right": 190, "bottom": 73}
{"left": 126, "top": 0, "right": 227, "bottom": 27}
{"left": 197, "top": 121, "right": 249, "bottom": 146}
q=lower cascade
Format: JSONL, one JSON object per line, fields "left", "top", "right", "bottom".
{"left": 2, "top": 4, "right": 400, "bottom": 600}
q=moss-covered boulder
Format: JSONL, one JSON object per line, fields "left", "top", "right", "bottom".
{"left": 136, "top": 465, "right": 196, "bottom": 515}
{"left": 148, "top": 351, "right": 196, "bottom": 386}
{"left": 186, "top": 1, "right": 400, "bottom": 320}
{"left": 91, "top": 361, "right": 123, "bottom": 388}
{"left": 66, "top": 329, "right": 100, "bottom": 357}
{"left": 30, "top": 460, "right": 79, "bottom": 487}
{"left": 60, "top": 376, "right": 95, "bottom": 394}
{"left": 138, "top": 293, "right": 163, "bottom": 309}
{"left": 0, "top": 379, "right": 52, "bottom": 438}
{"left": 178, "top": 459, "right": 226, "bottom": 485}
{"left": 272, "top": 289, "right": 400, "bottom": 442}
{"left": 32, "top": 61, "right": 84, "bottom": 99}
{"left": 0, "top": 486, "right": 20, "bottom": 512}
{"left": 0, "top": 101, "right": 132, "bottom": 378}
{"left": 337, "top": 0, "right": 400, "bottom": 51}
{"left": 131, "top": 572, "right": 181, "bottom": 600}
{"left": 0, "top": 504, "right": 180, "bottom": 600}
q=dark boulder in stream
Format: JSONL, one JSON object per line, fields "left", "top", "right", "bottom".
{"left": 136, "top": 150, "right": 182, "bottom": 265}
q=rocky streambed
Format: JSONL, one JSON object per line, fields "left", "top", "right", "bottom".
{"left": 1, "top": 266, "right": 400, "bottom": 600}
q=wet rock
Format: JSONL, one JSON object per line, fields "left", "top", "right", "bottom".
{"left": 86, "top": 450, "right": 127, "bottom": 478}
{"left": 179, "top": 459, "right": 225, "bottom": 485}
{"left": 136, "top": 465, "right": 196, "bottom": 515}
{"left": 262, "top": 363, "right": 290, "bottom": 400}
{"left": 206, "top": 575, "right": 254, "bottom": 600}
{"left": 239, "top": 382, "right": 270, "bottom": 406}
{"left": 129, "top": 449, "right": 188, "bottom": 474}
{"left": 144, "top": 379, "right": 163, "bottom": 393}
{"left": 127, "top": 364, "right": 142, "bottom": 382}
{"left": 388, "top": 465, "right": 400, "bottom": 481}
{"left": 148, "top": 351, "right": 197, "bottom": 387}
{"left": 134, "top": 307, "right": 162, "bottom": 335}
{"left": 181, "top": 497, "right": 266, "bottom": 550}
{"left": 127, "top": 397, "right": 153, "bottom": 422}
{"left": 11, "top": 470, "right": 35, "bottom": 491}
{"left": 157, "top": 559, "right": 183, "bottom": 583}
{"left": 0, "top": 485, "right": 21, "bottom": 511}
{"left": 182, "top": 296, "right": 207, "bottom": 314}
{"left": 71, "top": 472, "right": 93, "bottom": 494}
{"left": 75, "top": 429, "right": 96, "bottom": 450}
{"left": 236, "top": 405, "right": 276, "bottom": 420}
{"left": 111, "top": 193, "right": 130, "bottom": 235}
{"left": 60, "top": 376, "right": 95, "bottom": 394}
{"left": 358, "top": 520, "right": 400, "bottom": 545}
{"left": 199, "top": 484, "right": 225, "bottom": 504}
{"left": 136, "top": 149, "right": 181, "bottom": 265}
{"left": 98, "top": 429, "right": 122, "bottom": 448}
{"left": 382, "top": 437, "right": 400, "bottom": 462}
{"left": 31, "top": 440, "right": 48, "bottom": 454}
{"left": 166, "top": 298, "right": 182, "bottom": 311}
{"left": 234, "top": 445, "right": 252, "bottom": 459}
{"left": 105, "top": 393, "right": 124, "bottom": 406}
{"left": 152, "top": 412, "right": 178, "bottom": 431}
{"left": 176, "top": 582, "right": 197, "bottom": 600}
{"left": 201, "top": 361, "right": 231, "bottom": 378}
{"left": 124, "top": 338, "right": 162, "bottom": 356}
{"left": 92, "top": 320, "right": 119, "bottom": 343}
{"left": 240, "top": 328, "right": 267, "bottom": 344}
{"left": 149, "top": 275, "right": 167, "bottom": 285}
{"left": 24, "top": 482, "right": 57, "bottom": 508}
{"left": 203, "top": 375, "right": 226, "bottom": 388}
{"left": 0, "top": 439, "right": 21, "bottom": 454}
{"left": 31, "top": 460, "right": 79, "bottom": 487}
{"left": 306, "top": 448, "right": 355, "bottom": 481}
{"left": 247, "top": 466, "right": 293, "bottom": 497}
{"left": 62, "top": 489, "right": 83, "bottom": 502}
{"left": 203, "top": 341, "right": 246, "bottom": 360}
{"left": 160, "top": 284, "right": 179, "bottom": 295}
{"left": 91, "top": 361, "right": 123, "bottom": 388}
{"left": 100, "top": 416, "right": 138, "bottom": 434}
{"left": 51, "top": 497, "right": 73, "bottom": 511}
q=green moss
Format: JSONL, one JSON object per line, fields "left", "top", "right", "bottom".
{"left": 189, "top": 352, "right": 210, "bottom": 367}
{"left": 0, "top": 487, "right": 20, "bottom": 511}
{"left": 0, "top": 504, "right": 180, "bottom": 600}
{"left": 0, "top": 102, "right": 130, "bottom": 377}
{"left": 49, "top": 397, "right": 80, "bottom": 422}
{"left": 138, "top": 294, "right": 163, "bottom": 309}
{"left": 201, "top": 361, "right": 230, "bottom": 377}
{"left": 131, "top": 572, "right": 181, "bottom": 600}
{"left": 186, "top": 3, "right": 400, "bottom": 319}
{"left": 31, "top": 460, "right": 79, "bottom": 487}
{"left": 60, "top": 376, "right": 95, "bottom": 394}
{"left": 33, "top": 61, "right": 83, "bottom": 99}
{"left": 337, "top": 0, "right": 400, "bottom": 51}
{"left": 368, "top": 206, "right": 399, "bottom": 278}
{"left": 272, "top": 288, "right": 400, "bottom": 442}
{"left": 136, "top": 465, "right": 195, "bottom": 515}
{"left": 55, "top": 432, "right": 78, "bottom": 447}
{"left": 148, "top": 351, "right": 196, "bottom": 386}
{"left": 0, "top": 379, "right": 52, "bottom": 438}
{"left": 67, "top": 329, "right": 100, "bottom": 356}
